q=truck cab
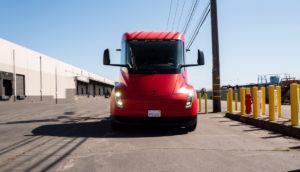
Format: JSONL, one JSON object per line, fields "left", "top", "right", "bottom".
{"left": 103, "top": 32, "right": 204, "bottom": 131}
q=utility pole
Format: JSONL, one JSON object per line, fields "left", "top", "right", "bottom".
{"left": 210, "top": 0, "right": 221, "bottom": 112}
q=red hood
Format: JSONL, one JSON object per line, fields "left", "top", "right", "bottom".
{"left": 124, "top": 74, "right": 182, "bottom": 96}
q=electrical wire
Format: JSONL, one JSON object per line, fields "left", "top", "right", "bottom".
{"left": 186, "top": 2, "right": 211, "bottom": 49}
{"left": 176, "top": 0, "right": 187, "bottom": 31}
{"left": 181, "top": 0, "right": 196, "bottom": 32}
{"left": 171, "top": 0, "right": 180, "bottom": 31}
{"left": 187, "top": 7, "right": 210, "bottom": 49}
{"left": 166, "top": 0, "right": 173, "bottom": 30}
{"left": 182, "top": 0, "right": 200, "bottom": 34}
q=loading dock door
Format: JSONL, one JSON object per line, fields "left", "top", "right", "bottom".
{"left": 3, "top": 79, "right": 12, "bottom": 96}
{"left": 16, "top": 74, "right": 25, "bottom": 96}
{"left": 89, "top": 84, "right": 94, "bottom": 96}
{"left": 76, "top": 81, "right": 88, "bottom": 95}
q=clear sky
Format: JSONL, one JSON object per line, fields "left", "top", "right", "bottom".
{"left": 1, "top": 0, "right": 300, "bottom": 90}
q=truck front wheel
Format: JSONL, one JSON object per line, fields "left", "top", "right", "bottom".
{"left": 110, "top": 120, "right": 122, "bottom": 131}
{"left": 185, "top": 117, "right": 197, "bottom": 132}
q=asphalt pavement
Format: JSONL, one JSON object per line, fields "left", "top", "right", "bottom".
{"left": 0, "top": 98, "right": 300, "bottom": 172}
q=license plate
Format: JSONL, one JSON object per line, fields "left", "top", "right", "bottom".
{"left": 148, "top": 110, "right": 161, "bottom": 117}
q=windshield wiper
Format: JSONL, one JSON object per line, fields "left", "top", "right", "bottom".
{"left": 129, "top": 47, "right": 138, "bottom": 70}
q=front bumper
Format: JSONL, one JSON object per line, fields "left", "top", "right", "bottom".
{"left": 111, "top": 96, "right": 199, "bottom": 117}
{"left": 111, "top": 115, "right": 197, "bottom": 127}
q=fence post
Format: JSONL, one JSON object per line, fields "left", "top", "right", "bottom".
{"left": 252, "top": 87, "right": 259, "bottom": 118}
{"left": 291, "top": 83, "right": 299, "bottom": 126}
{"left": 240, "top": 87, "right": 245, "bottom": 115}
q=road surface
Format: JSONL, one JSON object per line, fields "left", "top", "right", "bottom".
{"left": 0, "top": 98, "right": 300, "bottom": 172}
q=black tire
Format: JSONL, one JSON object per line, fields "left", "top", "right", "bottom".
{"left": 186, "top": 117, "right": 197, "bottom": 132}
{"left": 110, "top": 120, "right": 121, "bottom": 131}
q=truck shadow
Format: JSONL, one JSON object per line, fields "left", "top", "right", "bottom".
{"left": 31, "top": 118, "right": 188, "bottom": 138}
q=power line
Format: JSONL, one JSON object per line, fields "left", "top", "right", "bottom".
{"left": 186, "top": 2, "right": 211, "bottom": 49}
{"left": 176, "top": 0, "right": 187, "bottom": 31}
{"left": 186, "top": 3, "right": 210, "bottom": 49}
{"left": 182, "top": 0, "right": 200, "bottom": 34}
{"left": 166, "top": 0, "right": 173, "bottom": 30}
{"left": 181, "top": 0, "right": 196, "bottom": 32}
{"left": 171, "top": 0, "right": 180, "bottom": 31}
{"left": 181, "top": 0, "right": 196, "bottom": 33}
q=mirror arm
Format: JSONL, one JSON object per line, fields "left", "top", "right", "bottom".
{"left": 181, "top": 64, "right": 200, "bottom": 68}
{"left": 106, "top": 64, "right": 128, "bottom": 67}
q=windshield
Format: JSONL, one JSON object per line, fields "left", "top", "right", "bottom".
{"left": 126, "top": 40, "right": 183, "bottom": 74}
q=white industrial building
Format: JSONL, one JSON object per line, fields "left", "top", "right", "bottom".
{"left": 0, "top": 38, "right": 114, "bottom": 103}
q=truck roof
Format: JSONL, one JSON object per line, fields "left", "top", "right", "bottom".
{"left": 123, "top": 32, "right": 185, "bottom": 42}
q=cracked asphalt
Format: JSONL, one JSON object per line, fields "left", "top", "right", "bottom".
{"left": 0, "top": 97, "right": 300, "bottom": 172}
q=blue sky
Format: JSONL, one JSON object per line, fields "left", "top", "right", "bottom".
{"left": 1, "top": 0, "right": 300, "bottom": 90}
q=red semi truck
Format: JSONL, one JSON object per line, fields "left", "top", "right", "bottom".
{"left": 103, "top": 32, "right": 204, "bottom": 131}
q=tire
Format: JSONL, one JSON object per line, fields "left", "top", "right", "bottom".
{"left": 186, "top": 117, "right": 197, "bottom": 132}
{"left": 110, "top": 120, "right": 121, "bottom": 131}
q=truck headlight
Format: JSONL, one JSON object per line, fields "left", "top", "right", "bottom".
{"left": 115, "top": 91, "right": 123, "bottom": 108}
{"left": 185, "top": 91, "right": 194, "bottom": 109}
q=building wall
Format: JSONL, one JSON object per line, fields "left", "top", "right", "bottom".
{"left": 0, "top": 38, "right": 114, "bottom": 103}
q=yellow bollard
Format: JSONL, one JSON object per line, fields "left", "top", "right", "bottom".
{"left": 260, "top": 87, "right": 266, "bottom": 115}
{"left": 198, "top": 93, "right": 202, "bottom": 113}
{"left": 226, "top": 92, "right": 229, "bottom": 112}
{"left": 240, "top": 87, "right": 245, "bottom": 115}
{"left": 298, "top": 85, "right": 300, "bottom": 111}
{"left": 234, "top": 92, "right": 238, "bottom": 111}
{"left": 258, "top": 90, "right": 262, "bottom": 115}
{"left": 299, "top": 85, "right": 300, "bottom": 113}
{"left": 268, "top": 85, "right": 276, "bottom": 121}
{"left": 290, "top": 83, "right": 299, "bottom": 126}
{"left": 204, "top": 93, "right": 208, "bottom": 114}
{"left": 252, "top": 87, "right": 259, "bottom": 118}
{"left": 228, "top": 88, "right": 233, "bottom": 113}
{"left": 276, "top": 86, "right": 282, "bottom": 118}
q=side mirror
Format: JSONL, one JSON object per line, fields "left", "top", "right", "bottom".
{"left": 181, "top": 50, "right": 205, "bottom": 68}
{"left": 197, "top": 50, "right": 205, "bottom": 65}
{"left": 102, "top": 48, "right": 127, "bottom": 67}
{"left": 103, "top": 49, "right": 110, "bottom": 65}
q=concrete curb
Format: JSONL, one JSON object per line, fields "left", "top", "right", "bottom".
{"left": 225, "top": 113, "right": 300, "bottom": 139}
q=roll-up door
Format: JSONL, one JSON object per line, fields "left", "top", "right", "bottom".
{"left": 16, "top": 74, "right": 25, "bottom": 96}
